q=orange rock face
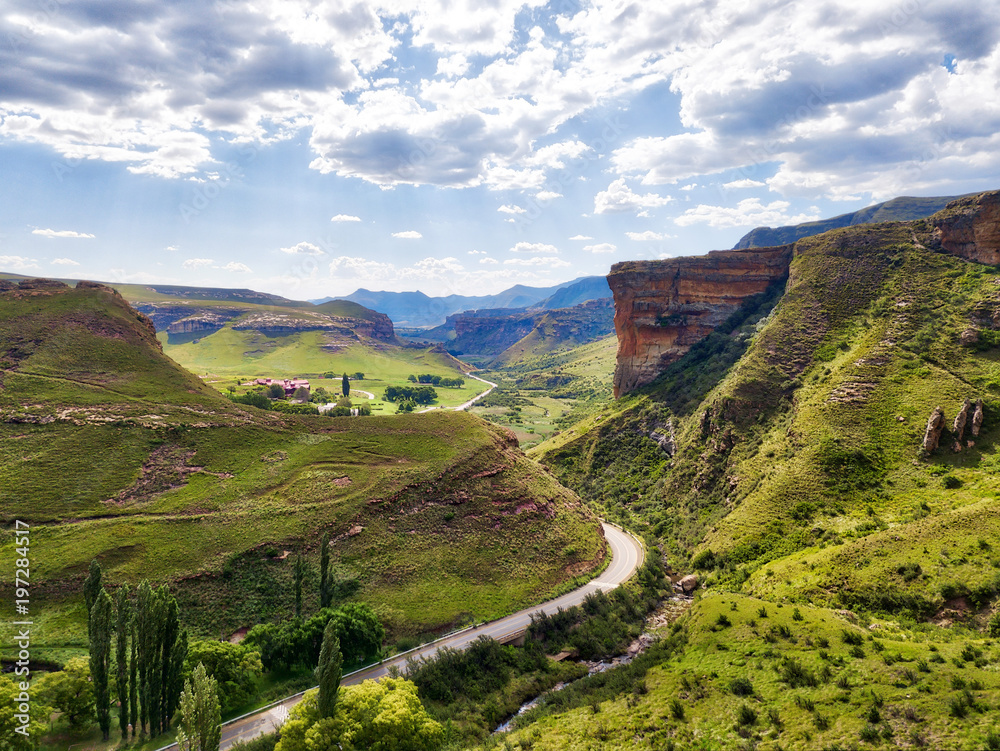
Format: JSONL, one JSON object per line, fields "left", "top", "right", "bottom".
{"left": 933, "top": 190, "right": 1000, "bottom": 264}
{"left": 609, "top": 247, "right": 792, "bottom": 397}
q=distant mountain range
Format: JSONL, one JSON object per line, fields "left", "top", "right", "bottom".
{"left": 316, "top": 275, "right": 612, "bottom": 327}
{"left": 733, "top": 194, "right": 974, "bottom": 248}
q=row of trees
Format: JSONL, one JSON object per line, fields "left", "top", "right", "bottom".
{"left": 384, "top": 385, "right": 437, "bottom": 404}
{"left": 408, "top": 374, "right": 464, "bottom": 388}
{"left": 84, "top": 561, "right": 188, "bottom": 741}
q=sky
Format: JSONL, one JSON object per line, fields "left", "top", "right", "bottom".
{"left": 1, "top": 0, "right": 999, "bottom": 300}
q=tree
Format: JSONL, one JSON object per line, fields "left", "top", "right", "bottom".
{"left": 1, "top": 674, "right": 51, "bottom": 749}
{"left": 407, "top": 374, "right": 417, "bottom": 382}
{"left": 90, "top": 588, "right": 114, "bottom": 740}
{"left": 319, "top": 532, "right": 332, "bottom": 610}
{"left": 115, "top": 585, "right": 131, "bottom": 740}
{"left": 267, "top": 383, "right": 285, "bottom": 399}
{"left": 352, "top": 372, "right": 364, "bottom": 380}
{"left": 316, "top": 621, "right": 342, "bottom": 718}
{"left": 292, "top": 386, "right": 310, "bottom": 402}
{"left": 294, "top": 554, "right": 308, "bottom": 620}
{"left": 275, "top": 679, "right": 442, "bottom": 751}
{"left": 83, "top": 560, "right": 102, "bottom": 640}
{"left": 175, "top": 663, "right": 221, "bottom": 751}
{"left": 34, "top": 656, "right": 93, "bottom": 729}
{"left": 129, "top": 616, "right": 138, "bottom": 735}
{"left": 342, "top": 373, "right": 350, "bottom": 397}
{"left": 134, "top": 581, "right": 186, "bottom": 738}
{"left": 184, "top": 641, "right": 263, "bottom": 713}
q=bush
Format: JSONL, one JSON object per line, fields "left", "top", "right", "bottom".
{"left": 942, "top": 474, "right": 963, "bottom": 489}
{"left": 730, "top": 676, "right": 754, "bottom": 696}
{"left": 736, "top": 704, "right": 757, "bottom": 726}
{"left": 669, "top": 698, "right": 685, "bottom": 720}
{"left": 778, "top": 657, "right": 818, "bottom": 688}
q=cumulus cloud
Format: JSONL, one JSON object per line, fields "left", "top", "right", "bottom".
{"left": 392, "top": 230, "right": 423, "bottom": 239}
{"left": 480, "top": 257, "right": 498, "bottom": 264}
{"left": 626, "top": 231, "right": 666, "bottom": 241}
{"left": 568, "top": 234, "right": 593, "bottom": 241}
{"left": 51, "top": 257, "right": 81, "bottom": 266}
{"left": 583, "top": 243, "right": 617, "bottom": 254}
{"left": 534, "top": 190, "right": 562, "bottom": 201}
{"left": 675, "top": 199, "right": 821, "bottom": 228}
{"left": 594, "top": 179, "right": 672, "bottom": 214}
{"left": 182, "top": 258, "right": 215, "bottom": 269}
{"left": 504, "top": 256, "right": 570, "bottom": 267}
{"left": 330, "top": 214, "right": 361, "bottom": 222}
{"left": 510, "top": 242, "right": 558, "bottom": 254}
{"left": 281, "top": 241, "right": 325, "bottom": 255}
{"left": 32, "top": 229, "right": 95, "bottom": 239}
{"left": 722, "top": 179, "right": 766, "bottom": 190}
{"left": 498, "top": 204, "right": 526, "bottom": 214}
{"left": 0, "top": 255, "right": 39, "bottom": 270}
{"left": 220, "top": 262, "right": 252, "bottom": 272}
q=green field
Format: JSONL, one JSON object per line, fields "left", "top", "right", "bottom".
{"left": 0, "top": 282, "right": 606, "bottom": 665}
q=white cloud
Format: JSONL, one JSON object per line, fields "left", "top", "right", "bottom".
{"left": 221, "top": 262, "right": 252, "bottom": 273}
{"left": 392, "top": 230, "right": 423, "bottom": 239}
{"left": 510, "top": 242, "right": 558, "bottom": 254}
{"left": 330, "top": 214, "right": 361, "bottom": 222}
{"left": 51, "top": 257, "right": 81, "bottom": 266}
{"left": 722, "top": 179, "right": 766, "bottom": 190}
{"left": 534, "top": 190, "right": 562, "bottom": 201}
{"left": 0, "top": 255, "right": 39, "bottom": 271}
{"left": 165, "top": 245, "right": 179, "bottom": 251}
{"left": 281, "top": 241, "right": 325, "bottom": 256}
{"left": 675, "top": 199, "right": 821, "bottom": 228}
{"left": 182, "top": 258, "right": 215, "bottom": 270}
{"left": 568, "top": 234, "right": 593, "bottom": 241}
{"left": 32, "top": 229, "right": 95, "bottom": 239}
{"left": 594, "top": 179, "right": 672, "bottom": 215}
{"left": 468, "top": 250, "right": 485, "bottom": 255}
{"left": 480, "top": 257, "right": 498, "bottom": 264}
{"left": 583, "top": 243, "right": 618, "bottom": 254}
{"left": 498, "top": 204, "right": 526, "bottom": 214}
{"left": 626, "top": 231, "right": 666, "bottom": 241}
{"left": 437, "top": 53, "right": 469, "bottom": 78}
{"left": 504, "top": 257, "right": 570, "bottom": 267}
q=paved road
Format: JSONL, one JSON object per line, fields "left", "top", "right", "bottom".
{"left": 417, "top": 373, "right": 498, "bottom": 413}
{"left": 206, "top": 522, "right": 643, "bottom": 750}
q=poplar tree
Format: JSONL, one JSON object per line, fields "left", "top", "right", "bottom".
{"left": 319, "top": 532, "right": 332, "bottom": 609}
{"left": 135, "top": 581, "right": 154, "bottom": 736}
{"left": 83, "top": 560, "right": 103, "bottom": 639}
{"left": 175, "top": 663, "right": 221, "bottom": 751}
{"left": 342, "top": 373, "right": 350, "bottom": 397}
{"left": 294, "top": 554, "right": 308, "bottom": 620}
{"left": 316, "top": 620, "right": 343, "bottom": 719}
{"left": 129, "top": 616, "right": 138, "bottom": 735}
{"left": 89, "top": 588, "right": 114, "bottom": 740}
{"left": 115, "top": 586, "right": 131, "bottom": 740}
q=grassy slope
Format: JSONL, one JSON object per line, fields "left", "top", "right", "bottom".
{"left": 491, "top": 593, "right": 1000, "bottom": 751}
{"left": 534, "top": 216, "right": 1000, "bottom": 612}
{"left": 0, "top": 284, "right": 605, "bottom": 660}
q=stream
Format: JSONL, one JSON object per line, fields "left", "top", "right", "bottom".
{"left": 493, "top": 596, "right": 691, "bottom": 734}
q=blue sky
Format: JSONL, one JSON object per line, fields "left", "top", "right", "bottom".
{"left": 1, "top": 0, "right": 999, "bottom": 299}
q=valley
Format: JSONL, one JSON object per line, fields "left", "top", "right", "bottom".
{"left": 4, "top": 192, "right": 1000, "bottom": 751}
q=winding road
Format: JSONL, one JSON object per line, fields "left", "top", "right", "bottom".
{"left": 198, "top": 522, "right": 643, "bottom": 750}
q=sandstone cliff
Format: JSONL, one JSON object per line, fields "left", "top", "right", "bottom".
{"left": 609, "top": 247, "right": 792, "bottom": 396}
{"left": 931, "top": 190, "right": 1000, "bottom": 264}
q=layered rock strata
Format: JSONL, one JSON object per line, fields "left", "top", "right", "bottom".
{"left": 609, "top": 247, "right": 792, "bottom": 396}
{"left": 932, "top": 190, "right": 1000, "bottom": 264}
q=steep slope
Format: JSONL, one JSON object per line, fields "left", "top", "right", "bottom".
{"left": 530, "top": 276, "right": 612, "bottom": 311}
{"left": 492, "top": 298, "right": 615, "bottom": 366}
{"left": 733, "top": 193, "right": 970, "bottom": 249}
{"left": 537, "top": 191, "right": 1000, "bottom": 617}
{"left": 0, "top": 281, "right": 606, "bottom": 655}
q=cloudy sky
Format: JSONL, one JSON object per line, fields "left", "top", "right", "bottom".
{"left": 1, "top": 0, "right": 998, "bottom": 299}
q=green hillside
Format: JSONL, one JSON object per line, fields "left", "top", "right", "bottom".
{"left": 0, "top": 281, "right": 605, "bottom": 662}
{"left": 537, "top": 213, "right": 1000, "bottom": 612}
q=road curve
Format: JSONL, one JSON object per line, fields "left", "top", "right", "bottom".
{"left": 205, "top": 522, "right": 643, "bottom": 750}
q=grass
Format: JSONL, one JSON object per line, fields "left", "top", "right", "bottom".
{"left": 0, "top": 284, "right": 606, "bottom": 663}
{"left": 486, "top": 593, "right": 1000, "bottom": 750}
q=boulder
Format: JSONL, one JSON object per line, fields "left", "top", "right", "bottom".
{"left": 953, "top": 398, "right": 972, "bottom": 442}
{"left": 678, "top": 574, "right": 699, "bottom": 594}
{"left": 922, "top": 407, "right": 945, "bottom": 453}
{"left": 972, "top": 398, "right": 984, "bottom": 437}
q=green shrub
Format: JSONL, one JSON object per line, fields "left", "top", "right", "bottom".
{"left": 736, "top": 704, "right": 757, "bottom": 726}
{"left": 730, "top": 677, "right": 754, "bottom": 696}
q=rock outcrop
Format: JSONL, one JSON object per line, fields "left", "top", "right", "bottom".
{"left": 923, "top": 407, "right": 945, "bottom": 453}
{"left": 953, "top": 398, "right": 972, "bottom": 442}
{"left": 609, "top": 246, "right": 792, "bottom": 396}
{"left": 932, "top": 190, "right": 1000, "bottom": 264}
{"left": 972, "top": 399, "right": 984, "bottom": 437}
